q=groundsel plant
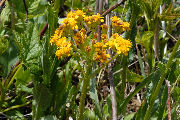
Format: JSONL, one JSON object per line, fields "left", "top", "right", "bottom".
{"left": 50, "top": 9, "right": 131, "bottom": 119}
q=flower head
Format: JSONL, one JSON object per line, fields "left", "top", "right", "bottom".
{"left": 106, "top": 33, "right": 132, "bottom": 55}
{"left": 73, "top": 28, "right": 87, "bottom": 46}
{"left": 84, "top": 13, "right": 104, "bottom": 31}
{"left": 111, "top": 15, "right": 130, "bottom": 33}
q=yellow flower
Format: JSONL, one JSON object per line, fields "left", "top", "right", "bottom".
{"left": 67, "top": 10, "right": 85, "bottom": 20}
{"left": 111, "top": 15, "right": 123, "bottom": 26}
{"left": 93, "top": 41, "right": 110, "bottom": 63}
{"left": 122, "top": 22, "right": 130, "bottom": 31}
{"left": 107, "top": 34, "right": 132, "bottom": 55}
{"left": 101, "top": 24, "right": 108, "bottom": 34}
{"left": 55, "top": 39, "right": 72, "bottom": 59}
{"left": 56, "top": 46, "right": 72, "bottom": 59}
{"left": 73, "top": 28, "right": 87, "bottom": 46}
{"left": 93, "top": 50, "right": 110, "bottom": 63}
{"left": 111, "top": 15, "right": 130, "bottom": 33}
{"left": 63, "top": 18, "right": 78, "bottom": 30}
{"left": 84, "top": 13, "right": 104, "bottom": 31}
{"left": 67, "top": 11, "right": 74, "bottom": 18}
{"left": 66, "top": 10, "right": 85, "bottom": 29}
{"left": 55, "top": 37, "right": 67, "bottom": 47}
{"left": 50, "top": 27, "right": 63, "bottom": 45}
{"left": 50, "top": 10, "right": 132, "bottom": 61}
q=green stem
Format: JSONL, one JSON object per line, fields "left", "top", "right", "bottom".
{"left": 79, "top": 76, "right": 90, "bottom": 120}
{"left": 0, "top": 80, "right": 5, "bottom": 111}
{"left": 3, "top": 101, "right": 31, "bottom": 113}
{"left": 144, "top": 36, "right": 180, "bottom": 120}
{"left": 90, "top": 54, "right": 119, "bottom": 79}
{"left": 0, "top": 64, "right": 22, "bottom": 111}
{"left": 78, "top": 61, "right": 92, "bottom": 120}
{"left": 6, "top": 64, "right": 22, "bottom": 90}
{"left": 120, "top": 56, "right": 127, "bottom": 103}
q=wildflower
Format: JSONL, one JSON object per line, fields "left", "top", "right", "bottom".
{"left": 55, "top": 37, "right": 68, "bottom": 47}
{"left": 50, "top": 27, "right": 63, "bottom": 45}
{"left": 56, "top": 46, "right": 72, "bottom": 59}
{"left": 55, "top": 39, "right": 72, "bottom": 59}
{"left": 93, "top": 42, "right": 110, "bottom": 63}
{"left": 62, "top": 18, "right": 78, "bottom": 30}
{"left": 101, "top": 34, "right": 108, "bottom": 43}
{"left": 67, "top": 10, "right": 85, "bottom": 29}
{"left": 101, "top": 24, "right": 108, "bottom": 34}
{"left": 111, "top": 15, "right": 130, "bottom": 33}
{"left": 122, "top": 22, "right": 130, "bottom": 31}
{"left": 67, "top": 10, "right": 85, "bottom": 20}
{"left": 85, "top": 46, "right": 91, "bottom": 52}
{"left": 73, "top": 28, "right": 87, "bottom": 46}
{"left": 84, "top": 13, "right": 104, "bottom": 31}
{"left": 93, "top": 50, "right": 110, "bottom": 63}
{"left": 106, "top": 33, "right": 132, "bottom": 56}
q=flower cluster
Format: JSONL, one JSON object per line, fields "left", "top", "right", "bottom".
{"left": 107, "top": 34, "right": 132, "bottom": 56}
{"left": 93, "top": 42, "right": 110, "bottom": 63}
{"left": 73, "top": 28, "right": 87, "bottom": 46}
{"left": 111, "top": 15, "right": 130, "bottom": 33}
{"left": 50, "top": 10, "right": 131, "bottom": 62}
{"left": 55, "top": 37, "right": 72, "bottom": 59}
{"left": 84, "top": 13, "right": 104, "bottom": 32}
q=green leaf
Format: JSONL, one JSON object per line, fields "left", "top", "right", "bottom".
{"left": 136, "top": 47, "right": 146, "bottom": 78}
{"left": 0, "top": 38, "right": 9, "bottom": 56}
{"left": 0, "top": 40, "right": 18, "bottom": 77}
{"left": 103, "top": 104, "right": 109, "bottom": 118}
{"left": 174, "top": 49, "right": 180, "bottom": 58}
{"left": 33, "top": 83, "right": 52, "bottom": 119}
{"left": 28, "top": 0, "right": 48, "bottom": 15}
{"left": 16, "top": 84, "right": 32, "bottom": 93}
{"left": 141, "top": 31, "right": 154, "bottom": 56}
{"left": 89, "top": 77, "right": 103, "bottom": 119}
{"left": 84, "top": 109, "right": 97, "bottom": 119}
{"left": 126, "top": 69, "right": 144, "bottom": 82}
{"left": 157, "top": 86, "right": 168, "bottom": 120}
{"left": 53, "top": 0, "right": 64, "bottom": 13}
{"left": 40, "top": 115, "right": 58, "bottom": 120}
{"left": 120, "top": 69, "right": 162, "bottom": 113}
{"left": 124, "top": 113, "right": 135, "bottom": 120}
{"left": 14, "top": 22, "right": 42, "bottom": 75}
{"left": 15, "top": 67, "right": 32, "bottom": 86}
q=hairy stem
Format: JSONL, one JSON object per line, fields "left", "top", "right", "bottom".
{"left": 79, "top": 63, "right": 91, "bottom": 120}
{"left": 79, "top": 77, "right": 90, "bottom": 120}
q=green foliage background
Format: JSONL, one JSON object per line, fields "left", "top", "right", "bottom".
{"left": 0, "top": 0, "right": 180, "bottom": 120}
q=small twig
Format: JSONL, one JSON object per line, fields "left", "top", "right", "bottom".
{"left": 113, "top": 60, "right": 139, "bottom": 75}
{"left": 39, "top": 22, "right": 48, "bottom": 39}
{"left": 97, "top": 0, "right": 104, "bottom": 41}
{"left": 99, "top": 0, "right": 103, "bottom": 14}
{"left": 154, "top": 21, "right": 159, "bottom": 60}
{"left": 95, "top": 0, "right": 99, "bottom": 14}
{"left": 23, "top": 0, "right": 28, "bottom": 22}
{"left": 105, "top": 0, "right": 117, "bottom": 119}
{"left": 159, "top": 25, "right": 178, "bottom": 41}
{"left": 101, "top": 0, "right": 127, "bottom": 17}
{"left": 166, "top": 80, "right": 171, "bottom": 120}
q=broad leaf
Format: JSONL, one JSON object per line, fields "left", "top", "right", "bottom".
{"left": 126, "top": 69, "right": 144, "bottom": 82}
